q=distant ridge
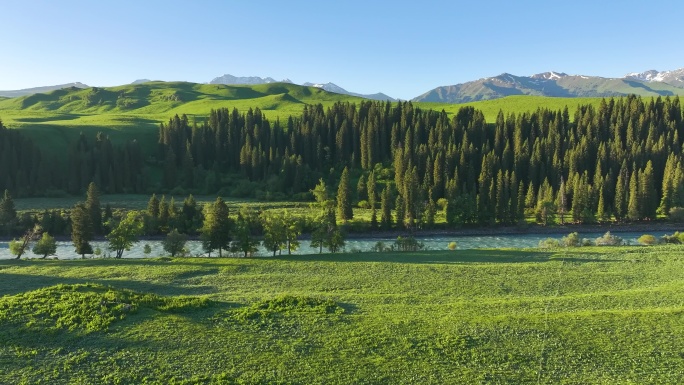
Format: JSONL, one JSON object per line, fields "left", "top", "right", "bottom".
{"left": 413, "top": 68, "right": 684, "bottom": 103}
{"left": 209, "top": 74, "right": 292, "bottom": 85}
{"left": 0, "top": 82, "right": 89, "bottom": 98}
{"left": 210, "top": 74, "right": 395, "bottom": 101}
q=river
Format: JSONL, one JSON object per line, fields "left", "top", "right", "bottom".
{"left": 0, "top": 231, "right": 671, "bottom": 260}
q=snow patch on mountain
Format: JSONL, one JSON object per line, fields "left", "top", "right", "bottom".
{"left": 531, "top": 71, "right": 569, "bottom": 80}
{"left": 624, "top": 68, "right": 684, "bottom": 85}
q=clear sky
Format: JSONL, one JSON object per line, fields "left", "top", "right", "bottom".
{"left": 2, "top": 0, "right": 683, "bottom": 100}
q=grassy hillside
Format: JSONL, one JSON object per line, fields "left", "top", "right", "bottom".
{"left": 419, "top": 95, "right": 606, "bottom": 121}
{"left": 0, "top": 81, "right": 674, "bottom": 160}
{"left": 0, "top": 82, "right": 364, "bottom": 158}
{"left": 1, "top": 245, "right": 683, "bottom": 383}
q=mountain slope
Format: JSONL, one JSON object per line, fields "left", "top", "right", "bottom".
{"left": 209, "top": 74, "right": 395, "bottom": 101}
{"left": 0, "top": 82, "right": 89, "bottom": 98}
{"left": 209, "top": 74, "right": 292, "bottom": 85}
{"left": 302, "top": 82, "right": 395, "bottom": 101}
{"left": 624, "top": 69, "right": 684, "bottom": 87}
{"left": 414, "top": 70, "right": 684, "bottom": 103}
{"left": 0, "top": 81, "right": 363, "bottom": 115}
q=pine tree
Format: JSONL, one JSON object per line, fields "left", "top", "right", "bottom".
{"left": 158, "top": 195, "right": 169, "bottom": 232}
{"left": 356, "top": 174, "right": 367, "bottom": 202}
{"left": 200, "top": 197, "right": 232, "bottom": 257}
{"left": 367, "top": 171, "right": 377, "bottom": 228}
{"left": 85, "top": 182, "right": 102, "bottom": 235}
{"left": 336, "top": 167, "right": 353, "bottom": 222}
{"left": 71, "top": 202, "right": 93, "bottom": 258}
{"left": 557, "top": 177, "right": 567, "bottom": 224}
{"left": 380, "top": 186, "right": 392, "bottom": 229}
{"left": 395, "top": 194, "right": 405, "bottom": 229}
{"left": 640, "top": 161, "right": 657, "bottom": 219}
{"left": 627, "top": 170, "right": 640, "bottom": 221}
{"left": 0, "top": 189, "right": 17, "bottom": 235}
{"left": 614, "top": 164, "right": 628, "bottom": 220}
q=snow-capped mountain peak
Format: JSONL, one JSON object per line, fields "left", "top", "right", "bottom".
{"left": 624, "top": 68, "right": 684, "bottom": 85}
{"left": 302, "top": 82, "right": 348, "bottom": 94}
{"left": 531, "top": 71, "right": 569, "bottom": 80}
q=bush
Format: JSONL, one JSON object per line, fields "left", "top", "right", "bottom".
{"left": 660, "top": 231, "right": 684, "bottom": 244}
{"left": 582, "top": 238, "right": 594, "bottom": 246}
{"left": 394, "top": 236, "right": 424, "bottom": 252}
{"left": 561, "top": 232, "right": 581, "bottom": 247}
{"left": 357, "top": 200, "right": 369, "bottom": 209}
{"left": 448, "top": 241, "right": 458, "bottom": 250}
{"left": 637, "top": 234, "right": 658, "bottom": 245}
{"left": 371, "top": 241, "right": 387, "bottom": 252}
{"left": 538, "top": 238, "right": 560, "bottom": 248}
{"left": 669, "top": 207, "right": 684, "bottom": 223}
{"left": 594, "top": 231, "right": 624, "bottom": 246}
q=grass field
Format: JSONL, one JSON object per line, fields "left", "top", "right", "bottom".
{"left": 1, "top": 245, "right": 683, "bottom": 384}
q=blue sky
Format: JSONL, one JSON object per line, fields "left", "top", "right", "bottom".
{"left": 2, "top": 0, "right": 683, "bottom": 99}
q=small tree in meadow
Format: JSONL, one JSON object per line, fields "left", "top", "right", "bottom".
{"left": 106, "top": 211, "right": 144, "bottom": 259}
{"left": 33, "top": 232, "right": 57, "bottom": 259}
{"left": 163, "top": 229, "right": 188, "bottom": 257}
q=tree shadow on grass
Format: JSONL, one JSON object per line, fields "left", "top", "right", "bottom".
{"left": 273, "top": 249, "right": 620, "bottom": 264}
{"left": 0, "top": 272, "right": 217, "bottom": 297}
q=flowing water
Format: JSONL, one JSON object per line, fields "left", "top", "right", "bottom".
{"left": 0, "top": 231, "right": 670, "bottom": 260}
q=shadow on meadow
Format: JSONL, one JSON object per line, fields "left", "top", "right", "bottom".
{"left": 0, "top": 271, "right": 217, "bottom": 297}
{"left": 272, "top": 249, "right": 618, "bottom": 265}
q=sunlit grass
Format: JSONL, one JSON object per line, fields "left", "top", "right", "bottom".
{"left": 1, "top": 245, "right": 683, "bottom": 383}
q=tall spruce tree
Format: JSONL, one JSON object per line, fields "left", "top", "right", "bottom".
{"left": 200, "top": 197, "right": 232, "bottom": 257}
{"left": 627, "top": 170, "right": 640, "bottom": 221}
{"left": 380, "top": 186, "right": 392, "bottom": 229}
{"left": 336, "top": 167, "right": 353, "bottom": 222}
{"left": 71, "top": 202, "right": 93, "bottom": 258}
{"left": 0, "top": 189, "right": 17, "bottom": 235}
{"left": 85, "top": 182, "right": 102, "bottom": 235}
{"left": 367, "top": 171, "right": 377, "bottom": 228}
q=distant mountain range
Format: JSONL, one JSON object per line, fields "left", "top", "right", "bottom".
{"left": 0, "top": 82, "right": 88, "bottom": 98}
{"left": 413, "top": 69, "right": 684, "bottom": 103}
{"left": 209, "top": 74, "right": 395, "bottom": 101}
{"left": 2, "top": 69, "right": 684, "bottom": 103}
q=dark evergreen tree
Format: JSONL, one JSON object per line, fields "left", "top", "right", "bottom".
{"left": 85, "top": 182, "right": 102, "bottom": 235}
{"left": 336, "top": 167, "right": 353, "bottom": 222}
{"left": 71, "top": 202, "right": 93, "bottom": 258}
{"left": 0, "top": 189, "right": 17, "bottom": 235}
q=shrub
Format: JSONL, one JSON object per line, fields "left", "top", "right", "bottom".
{"left": 357, "top": 200, "right": 369, "bottom": 209}
{"left": 637, "top": 234, "right": 658, "bottom": 245}
{"left": 538, "top": 238, "right": 560, "bottom": 248}
{"left": 582, "top": 238, "right": 594, "bottom": 246}
{"left": 561, "top": 232, "right": 581, "bottom": 247}
{"left": 594, "top": 231, "right": 624, "bottom": 246}
{"left": 660, "top": 231, "right": 684, "bottom": 244}
{"left": 394, "top": 236, "right": 424, "bottom": 252}
{"left": 372, "top": 241, "right": 386, "bottom": 252}
{"left": 448, "top": 241, "right": 458, "bottom": 250}
{"left": 670, "top": 207, "right": 684, "bottom": 223}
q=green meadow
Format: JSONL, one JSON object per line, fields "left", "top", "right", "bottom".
{"left": 1, "top": 245, "right": 683, "bottom": 384}
{"left": 0, "top": 82, "right": 613, "bottom": 159}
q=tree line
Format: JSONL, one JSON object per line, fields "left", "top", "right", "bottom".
{"left": 2, "top": 94, "right": 684, "bottom": 227}
{"left": 1, "top": 183, "right": 346, "bottom": 259}
{"left": 157, "top": 96, "right": 684, "bottom": 226}
{"left": 0, "top": 120, "right": 146, "bottom": 196}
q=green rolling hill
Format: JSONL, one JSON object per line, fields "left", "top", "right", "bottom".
{"left": 0, "top": 80, "right": 672, "bottom": 160}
